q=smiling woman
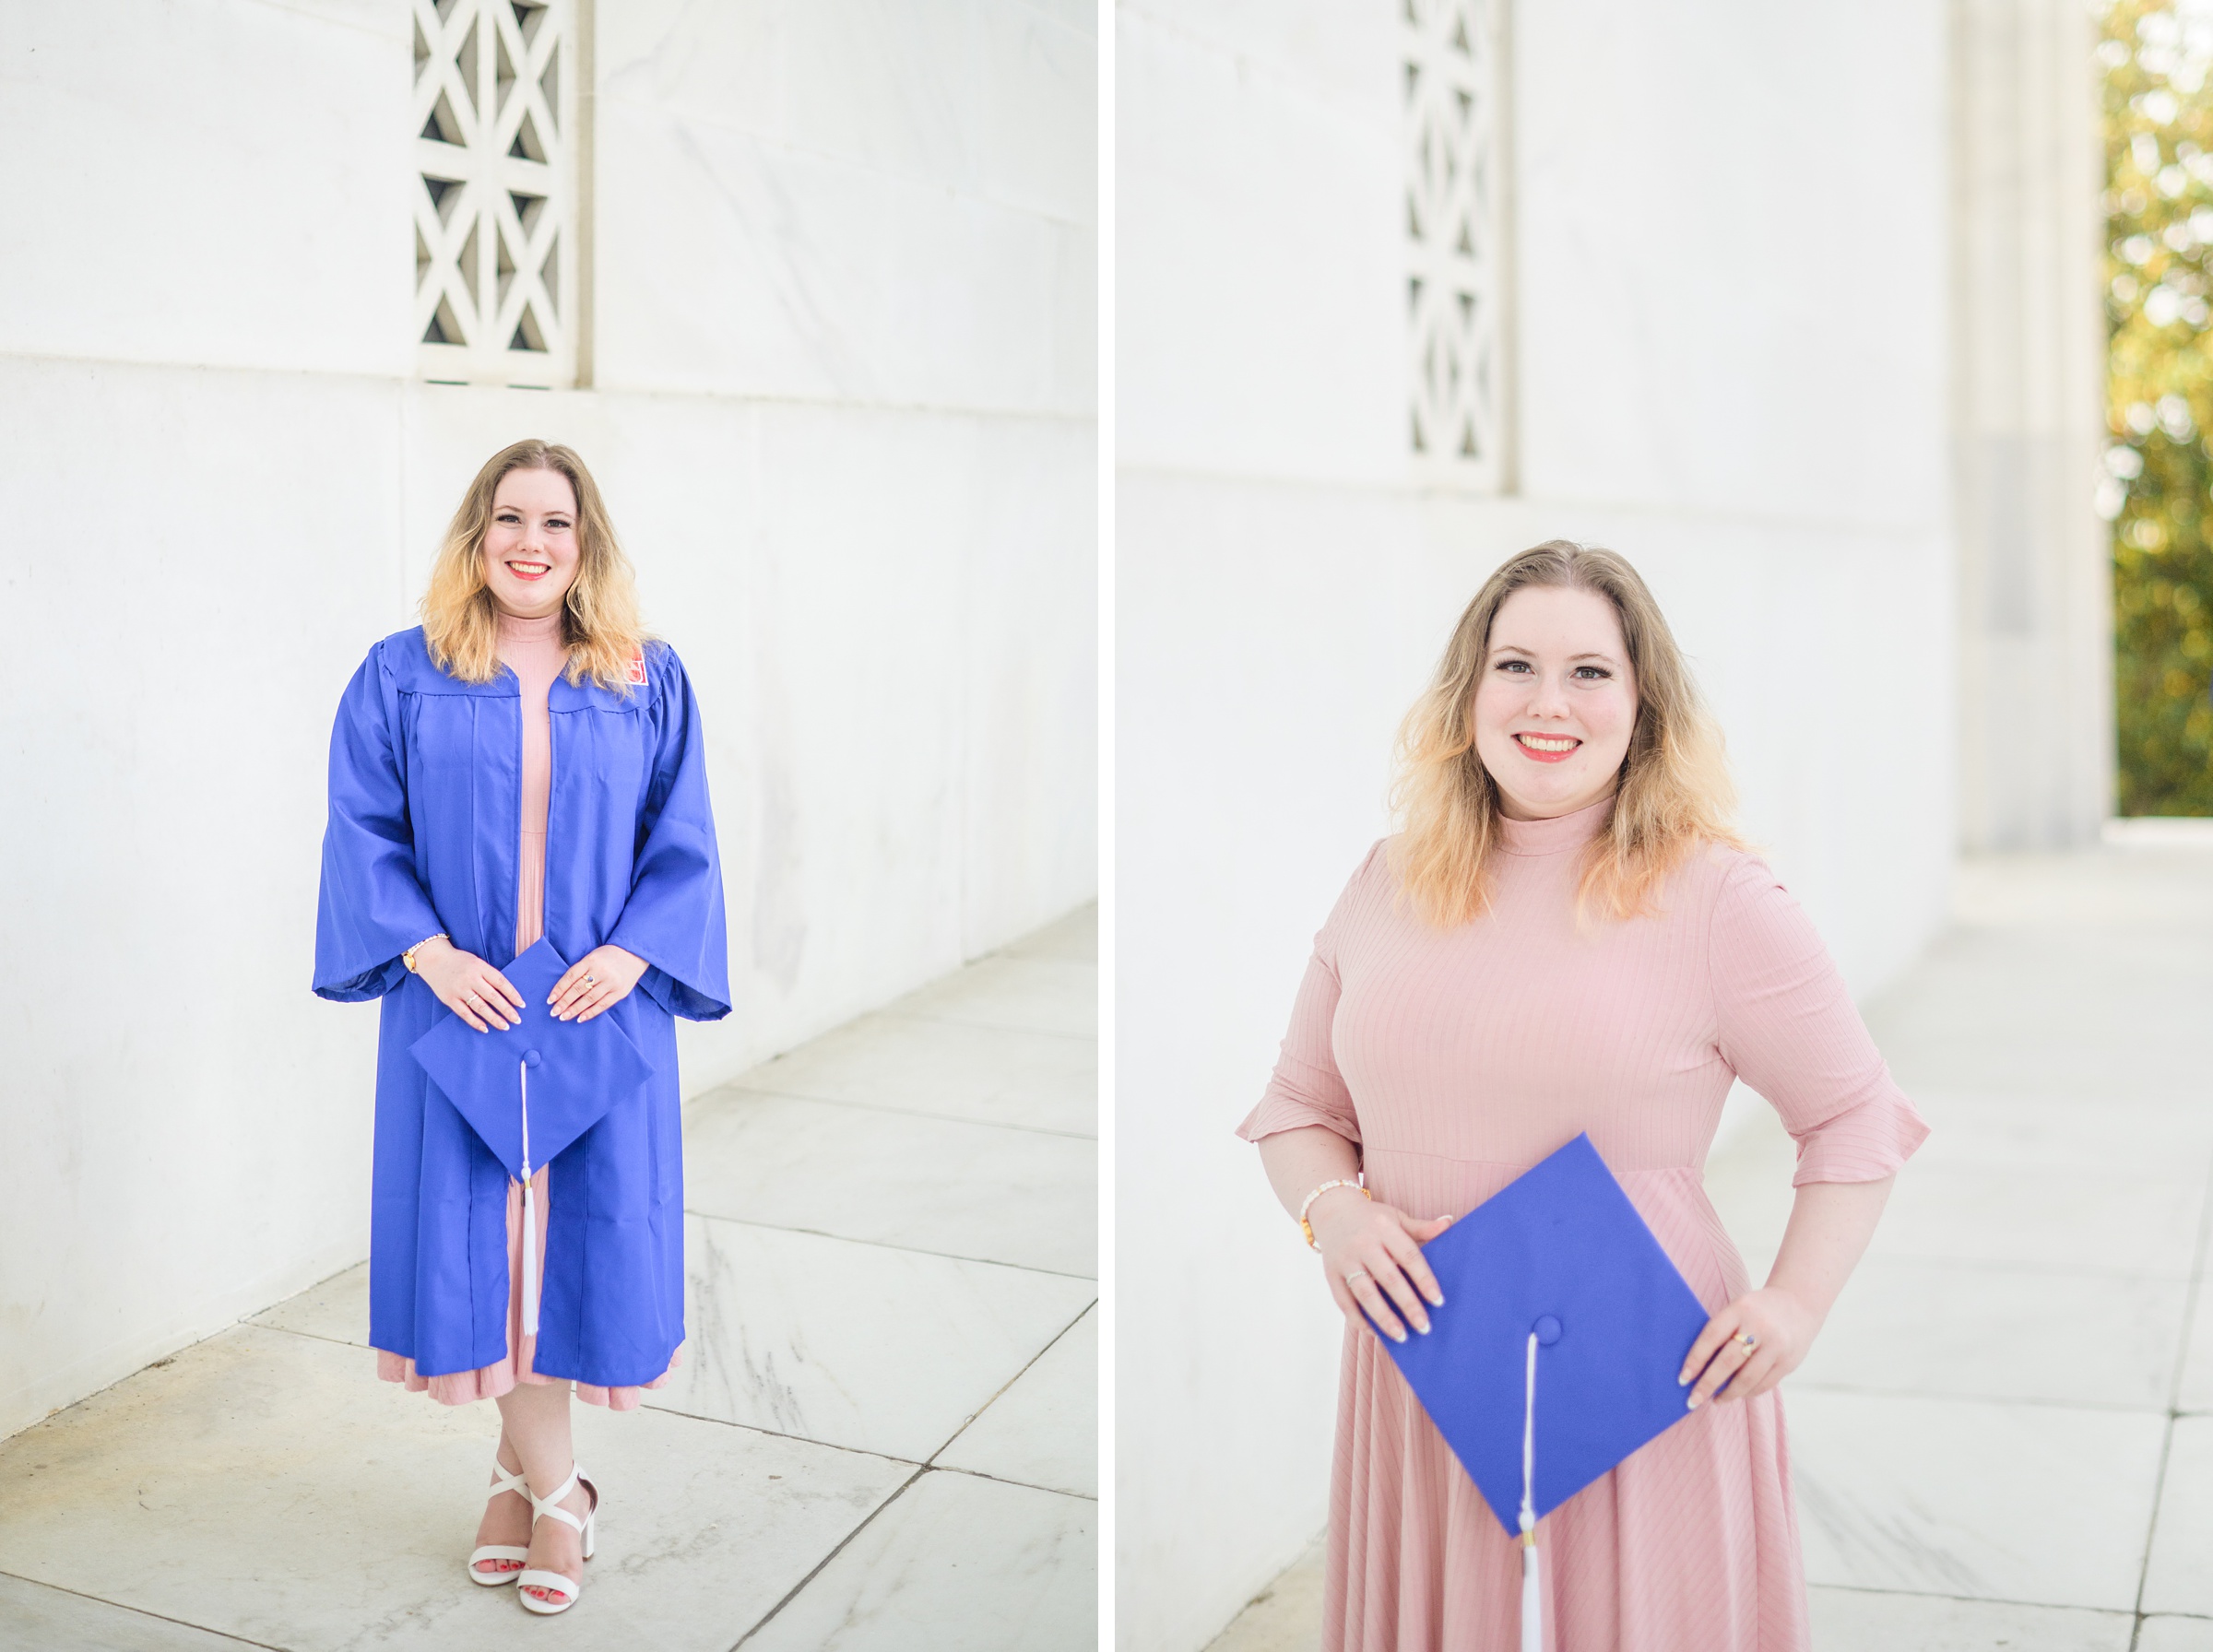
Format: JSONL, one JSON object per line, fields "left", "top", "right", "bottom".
{"left": 314, "top": 439, "right": 730, "bottom": 1618}
{"left": 1238, "top": 540, "right": 1930, "bottom": 1651}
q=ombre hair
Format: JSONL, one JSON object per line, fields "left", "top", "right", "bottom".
{"left": 1390, "top": 540, "right": 1742, "bottom": 926}
{"left": 420, "top": 440, "right": 647, "bottom": 691}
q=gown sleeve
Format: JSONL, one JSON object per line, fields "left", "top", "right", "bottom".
{"left": 313, "top": 643, "right": 445, "bottom": 1002}
{"left": 607, "top": 644, "right": 732, "bottom": 1022}
{"left": 1710, "top": 853, "right": 1931, "bottom": 1185}
{"left": 1235, "top": 843, "right": 1386, "bottom": 1149}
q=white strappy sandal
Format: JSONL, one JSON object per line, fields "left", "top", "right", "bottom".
{"left": 467, "top": 1457, "right": 533, "bottom": 1585}
{"left": 515, "top": 1463, "right": 598, "bottom": 1616}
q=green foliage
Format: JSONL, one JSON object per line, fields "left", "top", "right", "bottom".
{"left": 2102, "top": 0, "right": 2213, "bottom": 813}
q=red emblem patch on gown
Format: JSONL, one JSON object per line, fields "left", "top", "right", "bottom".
{"left": 625, "top": 647, "right": 647, "bottom": 686}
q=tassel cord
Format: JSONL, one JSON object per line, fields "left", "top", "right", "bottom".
{"left": 1520, "top": 1329, "right": 1541, "bottom": 1652}
{"left": 519, "top": 1058, "right": 539, "bottom": 1337}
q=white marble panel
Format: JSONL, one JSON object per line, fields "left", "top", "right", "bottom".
{"left": 597, "top": 0, "right": 1094, "bottom": 224}
{"left": 1514, "top": 1, "right": 1947, "bottom": 528}
{"left": 961, "top": 418, "right": 1099, "bottom": 956}
{"left": 743, "top": 1467, "right": 1094, "bottom": 1651}
{"left": 728, "top": 1013, "right": 1095, "bottom": 1137}
{"left": 2142, "top": 1617, "right": 2213, "bottom": 1652}
{"left": 936, "top": 1306, "right": 1096, "bottom": 1497}
{"left": 1864, "top": 927, "right": 2213, "bottom": 1102}
{"left": 1805, "top": 1587, "right": 2134, "bottom": 1652}
{"left": 2178, "top": 1283, "right": 2213, "bottom": 1416}
{"left": 0, "top": 1573, "right": 252, "bottom": 1652}
{"left": 1789, "top": 1389, "right": 2167, "bottom": 1610}
{"left": 652, "top": 1216, "right": 1094, "bottom": 1461}
{"left": 1794, "top": 1257, "right": 2188, "bottom": 1411}
{"left": 1900, "top": 1092, "right": 2213, "bottom": 1184}
{"left": 682, "top": 1093, "right": 1096, "bottom": 1276}
{"left": 886, "top": 955, "right": 1097, "bottom": 1040}
{"left": 2143, "top": 1417, "right": 2213, "bottom": 1615}
{"left": 1116, "top": 9, "right": 1404, "bottom": 486}
{"left": 1124, "top": 0, "right": 1393, "bottom": 116}
{"left": 0, "top": 1324, "right": 908, "bottom": 1652}
{"left": 0, "top": 356, "right": 404, "bottom": 1442}
{"left": 1863, "top": 1161, "right": 2205, "bottom": 1280}
{"left": 0, "top": 5, "right": 412, "bottom": 376}
{"left": 592, "top": 100, "right": 1092, "bottom": 412}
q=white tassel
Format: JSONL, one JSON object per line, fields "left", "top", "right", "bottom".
{"left": 519, "top": 1058, "right": 539, "bottom": 1337}
{"left": 1520, "top": 1329, "right": 1542, "bottom": 1652}
{"left": 1521, "top": 1540, "right": 1542, "bottom": 1652}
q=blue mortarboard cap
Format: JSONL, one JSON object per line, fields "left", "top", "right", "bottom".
{"left": 408, "top": 938, "right": 656, "bottom": 1179}
{"left": 1370, "top": 1133, "right": 1713, "bottom": 1537}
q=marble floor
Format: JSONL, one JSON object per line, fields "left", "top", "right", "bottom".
{"left": 1205, "top": 841, "right": 2213, "bottom": 1652}
{"left": 0, "top": 907, "right": 1097, "bottom": 1652}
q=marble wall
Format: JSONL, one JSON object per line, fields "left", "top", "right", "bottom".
{"left": 0, "top": 0, "right": 1095, "bottom": 1443}
{"left": 1116, "top": 2, "right": 1954, "bottom": 1647}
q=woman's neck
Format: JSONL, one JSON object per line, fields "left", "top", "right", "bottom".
{"left": 494, "top": 605, "right": 565, "bottom": 643}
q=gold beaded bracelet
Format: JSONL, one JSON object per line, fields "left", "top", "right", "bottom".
{"left": 1298, "top": 1178, "right": 1370, "bottom": 1249}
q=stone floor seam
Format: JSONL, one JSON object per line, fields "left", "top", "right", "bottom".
{"left": 728, "top": 1465, "right": 931, "bottom": 1651}
{"left": 0, "top": 1568, "right": 290, "bottom": 1651}
{"left": 925, "top": 1299, "right": 1100, "bottom": 1465}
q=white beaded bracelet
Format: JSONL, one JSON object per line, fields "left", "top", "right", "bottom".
{"left": 1297, "top": 1178, "right": 1370, "bottom": 1249}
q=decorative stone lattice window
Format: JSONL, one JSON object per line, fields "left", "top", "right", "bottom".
{"left": 1404, "top": 0, "right": 1509, "bottom": 489}
{"left": 413, "top": 0, "right": 580, "bottom": 387}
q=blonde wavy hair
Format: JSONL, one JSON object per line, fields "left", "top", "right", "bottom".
{"left": 1390, "top": 540, "right": 1742, "bottom": 926}
{"left": 420, "top": 440, "right": 647, "bottom": 690}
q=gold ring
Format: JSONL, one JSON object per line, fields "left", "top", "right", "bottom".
{"left": 1345, "top": 1268, "right": 1371, "bottom": 1286}
{"left": 582, "top": 974, "right": 597, "bottom": 986}
{"left": 1735, "top": 1331, "right": 1757, "bottom": 1351}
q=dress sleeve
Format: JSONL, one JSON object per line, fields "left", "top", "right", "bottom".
{"left": 313, "top": 644, "right": 446, "bottom": 1002}
{"left": 607, "top": 644, "right": 732, "bottom": 1022}
{"left": 1235, "top": 844, "right": 1383, "bottom": 1149}
{"left": 1710, "top": 854, "right": 1931, "bottom": 1185}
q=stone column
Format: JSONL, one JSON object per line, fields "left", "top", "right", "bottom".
{"left": 1953, "top": 0, "right": 2113, "bottom": 848}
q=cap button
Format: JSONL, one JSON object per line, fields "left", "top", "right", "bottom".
{"left": 524, "top": 1049, "right": 542, "bottom": 1068}
{"left": 1533, "top": 1315, "right": 1562, "bottom": 1345}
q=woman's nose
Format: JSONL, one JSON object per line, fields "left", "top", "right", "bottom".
{"left": 1527, "top": 674, "right": 1570, "bottom": 716}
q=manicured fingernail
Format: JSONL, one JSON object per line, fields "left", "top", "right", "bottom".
{"left": 1686, "top": 1394, "right": 1701, "bottom": 1410}
{"left": 1391, "top": 1328, "right": 1407, "bottom": 1343}
{"left": 1678, "top": 1373, "right": 1690, "bottom": 1386}
{"left": 1414, "top": 1320, "right": 1430, "bottom": 1335}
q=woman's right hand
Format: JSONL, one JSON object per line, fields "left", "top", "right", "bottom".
{"left": 411, "top": 937, "right": 526, "bottom": 1032}
{"left": 1309, "top": 1188, "right": 1453, "bottom": 1344}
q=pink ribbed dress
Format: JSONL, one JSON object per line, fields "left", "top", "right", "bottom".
{"left": 375, "top": 609, "right": 680, "bottom": 1410}
{"left": 1239, "top": 800, "right": 1929, "bottom": 1652}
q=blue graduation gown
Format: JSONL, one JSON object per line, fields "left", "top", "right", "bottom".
{"left": 312, "top": 626, "right": 729, "bottom": 1388}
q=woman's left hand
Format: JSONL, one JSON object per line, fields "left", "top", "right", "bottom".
{"left": 548, "top": 944, "right": 647, "bottom": 1022}
{"left": 1680, "top": 1286, "right": 1820, "bottom": 1410}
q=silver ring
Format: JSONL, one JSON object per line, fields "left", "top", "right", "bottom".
{"left": 1344, "top": 1268, "right": 1371, "bottom": 1286}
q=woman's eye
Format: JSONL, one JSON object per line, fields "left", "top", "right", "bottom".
{"left": 1575, "top": 666, "right": 1610, "bottom": 679}
{"left": 1497, "top": 659, "right": 1531, "bottom": 673}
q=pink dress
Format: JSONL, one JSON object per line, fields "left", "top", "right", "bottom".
{"left": 1240, "top": 800, "right": 1929, "bottom": 1652}
{"left": 375, "top": 609, "right": 680, "bottom": 1410}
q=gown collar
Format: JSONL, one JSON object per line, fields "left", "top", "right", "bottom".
{"left": 1496, "top": 795, "right": 1614, "bottom": 856}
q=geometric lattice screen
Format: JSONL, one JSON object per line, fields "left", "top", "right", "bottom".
{"left": 413, "top": 0, "right": 576, "bottom": 387}
{"left": 1403, "top": 0, "right": 1508, "bottom": 489}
